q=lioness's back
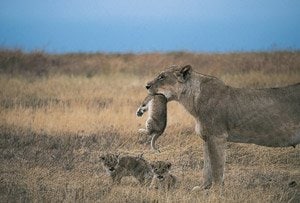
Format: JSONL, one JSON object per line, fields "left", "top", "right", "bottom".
{"left": 226, "top": 82, "right": 300, "bottom": 147}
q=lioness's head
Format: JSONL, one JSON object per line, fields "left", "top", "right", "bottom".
{"left": 150, "top": 161, "right": 172, "bottom": 181}
{"left": 100, "top": 153, "right": 119, "bottom": 174}
{"left": 146, "top": 65, "right": 192, "bottom": 101}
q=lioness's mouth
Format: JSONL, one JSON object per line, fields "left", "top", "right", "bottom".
{"left": 147, "top": 89, "right": 156, "bottom": 95}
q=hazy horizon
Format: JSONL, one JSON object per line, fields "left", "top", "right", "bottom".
{"left": 1, "top": 0, "right": 300, "bottom": 53}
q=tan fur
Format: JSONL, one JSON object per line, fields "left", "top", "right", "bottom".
{"left": 149, "top": 161, "right": 176, "bottom": 190}
{"left": 100, "top": 153, "right": 153, "bottom": 186}
{"left": 136, "top": 94, "right": 167, "bottom": 152}
{"left": 146, "top": 65, "right": 300, "bottom": 189}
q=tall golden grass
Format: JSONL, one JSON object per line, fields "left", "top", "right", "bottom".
{"left": 0, "top": 50, "right": 299, "bottom": 202}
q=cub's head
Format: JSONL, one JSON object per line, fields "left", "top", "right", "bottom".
{"left": 99, "top": 153, "right": 119, "bottom": 174}
{"left": 146, "top": 65, "right": 192, "bottom": 101}
{"left": 150, "top": 161, "right": 172, "bottom": 181}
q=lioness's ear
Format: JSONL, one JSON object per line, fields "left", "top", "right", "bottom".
{"left": 174, "top": 65, "right": 192, "bottom": 83}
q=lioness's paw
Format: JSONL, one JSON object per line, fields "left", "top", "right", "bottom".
{"left": 191, "top": 183, "right": 212, "bottom": 192}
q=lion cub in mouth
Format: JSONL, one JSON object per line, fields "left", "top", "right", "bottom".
{"left": 136, "top": 94, "right": 167, "bottom": 152}
{"left": 150, "top": 161, "right": 177, "bottom": 190}
{"left": 100, "top": 153, "right": 153, "bottom": 186}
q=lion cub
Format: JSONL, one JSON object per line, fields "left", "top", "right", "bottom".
{"left": 136, "top": 94, "right": 167, "bottom": 152}
{"left": 100, "top": 153, "right": 153, "bottom": 186}
{"left": 150, "top": 161, "right": 176, "bottom": 190}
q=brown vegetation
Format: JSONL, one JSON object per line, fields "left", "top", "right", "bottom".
{"left": 0, "top": 49, "right": 299, "bottom": 202}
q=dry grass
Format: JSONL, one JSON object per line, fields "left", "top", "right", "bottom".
{"left": 0, "top": 50, "right": 299, "bottom": 202}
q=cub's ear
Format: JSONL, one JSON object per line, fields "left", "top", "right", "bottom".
{"left": 166, "top": 162, "right": 172, "bottom": 169}
{"left": 150, "top": 163, "right": 155, "bottom": 169}
{"left": 115, "top": 153, "right": 121, "bottom": 163}
{"left": 174, "top": 65, "right": 192, "bottom": 83}
{"left": 138, "top": 153, "right": 144, "bottom": 159}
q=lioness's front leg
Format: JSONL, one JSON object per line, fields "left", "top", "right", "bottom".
{"left": 193, "top": 136, "right": 226, "bottom": 191}
{"left": 202, "top": 141, "right": 213, "bottom": 189}
{"left": 206, "top": 135, "right": 227, "bottom": 187}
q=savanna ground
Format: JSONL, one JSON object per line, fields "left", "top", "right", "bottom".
{"left": 0, "top": 50, "right": 299, "bottom": 202}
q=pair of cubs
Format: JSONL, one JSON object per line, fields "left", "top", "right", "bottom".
{"left": 100, "top": 153, "right": 176, "bottom": 190}
{"left": 100, "top": 95, "right": 173, "bottom": 188}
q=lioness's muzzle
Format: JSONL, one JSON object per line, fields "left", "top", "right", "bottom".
{"left": 145, "top": 84, "right": 151, "bottom": 89}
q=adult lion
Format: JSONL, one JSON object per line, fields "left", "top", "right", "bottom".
{"left": 145, "top": 65, "right": 300, "bottom": 189}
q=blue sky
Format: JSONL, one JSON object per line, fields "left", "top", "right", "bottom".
{"left": 0, "top": 0, "right": 300, "bottom": 53}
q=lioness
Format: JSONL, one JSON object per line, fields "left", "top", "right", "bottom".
{"left": 100, "top": 153, "right": 153, "bottom": 186}
{"left": 136, "top": 94, "right": 167, "bottom": 152}
{"left": 150, "top": 161, "right": 177, "bottom": 190}
{"left": 145, "top": 65, "right": 300, "bottom": 189}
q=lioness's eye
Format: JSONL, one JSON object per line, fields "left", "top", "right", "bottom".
{"left": 158, "top": 74, "right": 165, "bottom": 80}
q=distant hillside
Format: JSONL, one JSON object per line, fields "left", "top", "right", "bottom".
{"left": 1, "top": 49, "right": 300, "bottom": 77}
